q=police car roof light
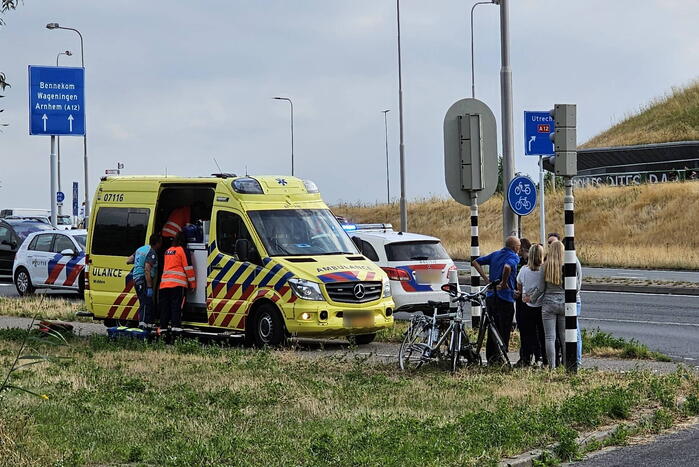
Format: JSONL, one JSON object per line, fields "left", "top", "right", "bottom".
{"left": 342, "top": 224, "right": 357, "bottom": 231}
{"left": 354, "top": 223, "right": 393, "bottom": 231}
{"left": 231, "top": 177, "right": 264, "bottom": 194}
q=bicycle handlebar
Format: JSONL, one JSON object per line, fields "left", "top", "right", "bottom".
{"left": 442, "top": 279, "right": 501, "bottom": 303}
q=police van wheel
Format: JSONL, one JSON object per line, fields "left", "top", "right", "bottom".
{"left": 14, "top": 268, "right": 35, "bottom": 296}
{"left": 253, "top": 304, "right": 286, "bottom": 347}
{"left": 348, "top": 333, "right": 376, "bottom": 346}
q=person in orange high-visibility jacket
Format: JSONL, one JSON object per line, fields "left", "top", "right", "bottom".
{"left": 159, "top": 232, "right": 196, "bottom": 333}
{"left": 162, "top": 206, "right": 191, "bottom": 238}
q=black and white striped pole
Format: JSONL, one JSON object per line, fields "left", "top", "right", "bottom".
{"left": 550, "top": 103, "right": 578, "bottom": 372}
{"left": 470, "top": 194, "right": 481, "bottom": 328}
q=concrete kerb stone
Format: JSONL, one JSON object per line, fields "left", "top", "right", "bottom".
{"left": 499, "top": 410, "right": 699, "bottom": 466}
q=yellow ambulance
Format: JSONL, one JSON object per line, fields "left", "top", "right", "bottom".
{"left": 84, "top": 174, "right": 394, "bottom": 345}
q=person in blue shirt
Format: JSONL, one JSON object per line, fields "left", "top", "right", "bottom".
{"left": 472, "top": 236, "right": 521, "bottom": 364}
{"left": 127, "top": 233, "right": 162, "bottom": 329}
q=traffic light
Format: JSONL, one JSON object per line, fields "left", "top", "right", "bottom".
{"left": 548, "top": 104, "right": 577, "bottom": 176}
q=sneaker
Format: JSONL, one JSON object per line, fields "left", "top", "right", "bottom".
{"left": 138, "top": 321, "right": 147, "bottom": 329}
{"left": 171, "top": 327, "right": 183, "bottom": 333}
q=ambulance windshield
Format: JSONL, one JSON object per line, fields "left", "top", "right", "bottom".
{"left": 248, "top": 209, "right": 359, "bottom": 257}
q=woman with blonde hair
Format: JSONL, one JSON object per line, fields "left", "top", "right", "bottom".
{"left": 527, "top": 240, "right": 580, "bottom": 368}
{"left": 516, "top": 243, "right": 544, "bottom": 366}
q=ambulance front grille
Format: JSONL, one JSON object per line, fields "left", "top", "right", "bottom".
{"left": 325, "top": 281, "right": 382, "bottom": 304}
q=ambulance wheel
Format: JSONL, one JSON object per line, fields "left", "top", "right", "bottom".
{"left": 348, "top": 333, "right": 376, "bottom": 346}
{"left": 252, "top": 303, "right": 286, "bottom": 347}
{"left": 14, "top": 268, "right": 35, "bottom": 296}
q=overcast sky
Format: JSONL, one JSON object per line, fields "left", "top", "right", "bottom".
{"left": 1, "top": 0, "right": 697, "bottom": 211}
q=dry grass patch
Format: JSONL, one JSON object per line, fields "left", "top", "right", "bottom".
{"left": 335, "top": 182, "right": 699, "bottom": 269}
{"left": 0, "top": 295, "right": 87, "bottom": 321}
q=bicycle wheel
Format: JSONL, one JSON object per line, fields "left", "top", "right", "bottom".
{"left": 450, "top": 329, "right": 462, "bottom": 373}
{"left": 398, "top": 319, "right": 431, "bottom": 371}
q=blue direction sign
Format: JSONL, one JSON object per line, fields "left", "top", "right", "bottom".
{"left": 507, "top": 175, "right": 537, "bottom": 216}
{"left": 524, "top": 111, "right": 554, "bottom": 156}
{"left": 56, "top": 191, "right": 65, "bottom": 203}
{"left": 29, "top": 66, "right": 85, "bottom": 136}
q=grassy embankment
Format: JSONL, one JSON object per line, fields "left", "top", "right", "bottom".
{"left": 0, "top": 329, "right": 698, "bottom": 466}
{"left": 335, "top": 181, "right": 699, "bottom": 269}
{"left": 582, "top": 81, "right": 699, "bottom": 148}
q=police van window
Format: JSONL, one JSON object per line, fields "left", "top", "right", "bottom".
{"left": 216, "top": 211, "right": 257, "bottom": 260}
{"left": 53, "top": 235, "right": 75, "bottom": 254}
{"left": 32, "top": 234, "right": 55, "bottom": 252}
{"left": 0, "top": 226, "right": 11, "bottom": 249}
{"left": 360, "top": 240, "right": 379, "bottom": 262}
{"left": 92, "top": 207, "right": 150, "bottom": 256}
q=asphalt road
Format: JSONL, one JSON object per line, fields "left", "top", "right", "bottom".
{"left": 574, "top": 422, "right": 699, "bottom": 466}
{"left": 453, "top": 263, "right": 699, "bottom": 283}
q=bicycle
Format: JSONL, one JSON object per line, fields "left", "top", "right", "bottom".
{"left": 398, "top": 280, "right": 511, "bottom": 372}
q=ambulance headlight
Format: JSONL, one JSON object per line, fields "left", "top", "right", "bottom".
{"left": 383, "top": 278, "right": 392, "bottom": 298}
{"left": 288, "top": 278, "right": 324, "bottom": 301}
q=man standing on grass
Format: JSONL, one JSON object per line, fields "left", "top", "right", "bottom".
{"left": 127, "top": 233, "right": 162, "bottom": 329}
{"left": 472, "top": 236, "right": 521, "bottom": 364}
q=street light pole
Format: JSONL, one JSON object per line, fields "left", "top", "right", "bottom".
{"left": 273, "top": 97, "right": 294, "bottom": 176}
{"left": 497, "top": 0, "right": 517, "bottom": 238}
{"left": 396, "top": 0, "right": 408, "bottom": 232}
{"left": 382, "top": 110, "right": 391, "bottom": 204}
{"left": 46, "top": 23, "right": 90, "bottom": 221}
{"left": 470, "top": 1, "right": 493, "bottom": 98}
{"left": 55, "top": 50, "right": 72, "bottom": 217}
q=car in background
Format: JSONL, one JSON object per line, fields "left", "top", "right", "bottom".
{"left": 345, "top": 224, "right": 456, "bottom": 313}
{"left": 3, "top": 214, "right": 74, "bottom": 231}
{"left": 0, "top": 219, "right": 54, "bottom": 281}
{"left": 12, "top": 229, "right": 87, "bottom": 296}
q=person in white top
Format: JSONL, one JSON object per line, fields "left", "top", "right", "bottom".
{"left": 516, "top": 244, "right": 545, "bottom": 366}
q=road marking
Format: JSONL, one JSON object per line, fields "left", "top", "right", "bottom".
{"left": 582, "top": 290, "right": 699, "bottom": 298}
{"left": 581, "top": 317, "right": 699, "bottom": 328}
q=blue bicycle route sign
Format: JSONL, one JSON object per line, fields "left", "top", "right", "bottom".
{"left": 507, "top": 175, "right": 537, "bottom": 216}
{"left": 524, "top": 111, "right": 554, "bottom": 156}
{"left": 29, "top": 65, "right": 85, "bottom": 136}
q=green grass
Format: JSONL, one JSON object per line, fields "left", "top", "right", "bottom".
{"left": 582, "top": 329, "right": 672, "bottom": 362}
{"left": 1, "top": 330, "right": 697, "bottom": 466}
{"left": 0, "top": 296, "right": 88, "bottom": 322}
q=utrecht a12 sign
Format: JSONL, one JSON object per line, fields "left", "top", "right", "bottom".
{"left": 29, "top": 65, "right": 85, "bottom": 136}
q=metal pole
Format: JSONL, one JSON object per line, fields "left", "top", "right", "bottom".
{"left": 55, "top": 51, "right": 70, "bottom": 217}
{"left": 382, "top": 110, "right": 391, "bottom": 204}
{"left": 50, "top": 136, "right": 58, "bottom": 228}
{"left": 273, "top": 97, "right": 294, "bottom": 176}
{"left": 290, "top": 100, "right": 294, "bottom": 176}
{"left": 470, "top": 1, "right": 492, "bottom": 99}
{"left": 396, "top": 0, "right": 408, "bottom": 232}
{"left": 563, "top": 177, "right": 578, "bottom": 373}
{"left": 539, "top": 156, "right": 545, "bottom": 244}
{"left": 470, "top": 194, "right": 481, "bottom": 328}
{"left": 499, "top": 0, "right": 516, "bottom": 239}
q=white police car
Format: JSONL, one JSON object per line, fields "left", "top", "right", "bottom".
{"left": 345, "top": 224, "right": 456, "bottom": 313}
{"left": 13, "top": 229, "right": 87, "bottom": 296}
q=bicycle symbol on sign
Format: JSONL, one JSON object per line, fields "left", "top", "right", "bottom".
{"left": 515, "top": 197, "right": 531, "bottom": 211}
{"left": 514, "top": 182, "right": 531, "bottom": 196}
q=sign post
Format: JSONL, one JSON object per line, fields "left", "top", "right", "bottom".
{"left": 29, "top": 66, "right": 86, "bottom": 228}
{"left": 72, "top": 182, "right": 79, "bottom": 225}
{"left": 524, "top": 111, "right": 555, "bottom": 244}
{"left": 444, "top": 97, "right": 498, "bottom": 328}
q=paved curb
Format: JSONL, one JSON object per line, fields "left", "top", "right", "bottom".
{"left": 499, "top": 413, "right": 699, "bottom": 467}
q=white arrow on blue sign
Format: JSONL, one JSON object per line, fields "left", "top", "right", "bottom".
{"left": 507, "top": 175, "right": 537, "bottom": 216}
{"left": 28, "top": 65, "right": 85, "bottom": 136}
{"left": 524, "top": 111, "right": 554, "bottom": 156}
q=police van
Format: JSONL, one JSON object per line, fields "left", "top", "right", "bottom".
{"left": 84, "top": 174, "right": 394, "bottom": 345}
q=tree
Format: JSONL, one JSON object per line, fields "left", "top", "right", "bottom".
{"left": 1, "top": 1, "right": 20, "bottom": 130}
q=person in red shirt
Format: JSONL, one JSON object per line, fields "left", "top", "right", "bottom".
{"left": 159, "top": 232, "right": 196, "bottom": 333}
{"left": 161, "top": 206, "right": 191, "bottom": 238}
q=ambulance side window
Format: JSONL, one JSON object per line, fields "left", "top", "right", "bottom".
{"left": 216, "top": 211, "right": 258, "bottom": 262}
{"left": 92, "top": 207, "right": 150, "bottom": 257}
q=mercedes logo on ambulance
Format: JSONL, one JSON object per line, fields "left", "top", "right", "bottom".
{"left": 353, "top": 283, "right": 366, "bottom": 299}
